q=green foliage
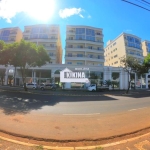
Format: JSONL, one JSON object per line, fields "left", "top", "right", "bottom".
{"left": 105, "top": 79, "right": 111, "bottom": 86}
{"left": 0, "top": 40, "right": 50, "bottom": 90}
{"left": 120, "top": 56, "right": 140, "bottom": 73}
{"left": 95, "top": 147, "right": 103, "bottom": 150}
{"left": 35, "top": 145, "right": 44, "bottom": 150}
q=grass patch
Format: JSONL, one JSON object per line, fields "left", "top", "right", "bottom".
{"left": 35, "top": 145, "right": 44, "bottom": 150}
{"left": 95, "top": 147, "right": 103, "bottom": 150}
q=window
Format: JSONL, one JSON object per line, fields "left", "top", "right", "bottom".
{"left": 68, "top": 45, "right": 73, "bottom": 48}
{"left": 68, "top": 53, "right": 72, "bottom": 57}
{"left": 77, "top": 54, "right": 83, "bottom": 57}
{"left": 76, "top": 28, "right": 85, "bottom": 34}
{"left": 69, "top": 37, "right": 73, "bottom": 40}
{"left": 31, "top": 27, "right": 40, "bottom": 34}
{"left": 76, "top": 35, "right": 85, "bottom": 40}
{"left": 77, "top": 62, "right": 83, "bottom": 65}
{"left": 113, "top": 42, "right": 116, "bottom": 46}
{"left": 49, "top": 53, "right": 53, "bottom": 56}
{"left": 114, "top": 61, "right": 118, "bottom": 64}
{"left": 88, "top": 54, "right": 93, "bottom": 58}
{"left": 98, "top": 55, "right": 102, "bottom": 59}
{"left": 67, "top": 62, "right": 72, "bottom": 64}
{"left": 77, "top": 45, "right": 83, "bottom": 48}
{"left": 24, "top": 37, "right": 28, "bottom": 40}
{"left": 88, "top": 46, "right": 92, "bottom": 49}
{"left": 86, "top": 36, "right": 95, "bottom": 41}
{"left": 30, "top": 34, "right": 38, "bottom": 39}
{"left": 39, "top": 34, "right": 48, "bottom": 39}
{"left": 97, "top": 47, "right": 101, "bottom": 50}
{"left": 51, "top": 36, "right": 55, "bottom": 39}
{"left": 50, "top": 44, "right": 54, "bottom": 47}
{"left": 114, "top": 55, "right": 118, "bottom": 58}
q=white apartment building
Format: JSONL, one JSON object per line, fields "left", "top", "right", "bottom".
{"left": 23, "top": 24, "right": 62, "bottom": 64}
{"left": 142, "top": 40, "right": 150, "bottom": 57}
{"left": 65, "top": 25, "right": 104, "bottom": 66}
{"left": 105, "top": 33, "right": 144, "bottom": 67}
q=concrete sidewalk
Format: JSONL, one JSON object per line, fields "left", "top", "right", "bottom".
{"left": 0, "top": 107, "right": 150, "bottom": 142}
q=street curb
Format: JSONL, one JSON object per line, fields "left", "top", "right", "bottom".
{"left": 1, "top": 131, "right": 150, "bottom": 149}
{"left": 1, "top": 89, "right": 142, "bottom": 97}
{"left": 1, "top": 126, "right": 150, "bottom": 146}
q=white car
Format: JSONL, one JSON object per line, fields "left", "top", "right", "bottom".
{"left": 25, "top": 83, "right": 38, "bottom": 89}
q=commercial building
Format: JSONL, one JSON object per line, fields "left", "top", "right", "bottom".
{"left": 142, "top": 40, "right": 150, "bottom": 57}
{"left": 23, "top": 24, "right": 62, "bottom": 64}
{"left": 65, "top": 25, "right": 104, "bottom": 66}
{"left": 3, "top": 64, "right": 150, "bottom": 90}
{"left": 0, "top": 27, "right": 22, "bottom": 43}
{"left": 104, "top": 33, "right": 144, "bottom": 67}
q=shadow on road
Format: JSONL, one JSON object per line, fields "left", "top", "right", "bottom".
{"left": 0, "top": 90, "right": 118, "bottom": 115}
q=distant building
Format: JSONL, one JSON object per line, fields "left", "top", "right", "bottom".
{"left": 142, "top": 40, "right": 150, "bottom": 57}
{"left": 23, "top": 24, "right": 62, "bottom": 64}
{"left": 0, "top": 27, "right": 22, "bottom": 43}
{"left": 104, "top": 33, "right": 144, "bottom": 67}
{"left": 65, "top": 25, "right": 104, "bottom": 66}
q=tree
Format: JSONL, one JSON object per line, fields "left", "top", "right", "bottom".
{"left": 105, "top": 79, "right": 112, "bottom": 87}
{"left": 120, "top": 56, "right": 140, "bottom": 93}
{"left": 143, "top": 53, "right": 150, "bottom": 72}
{"left": 0, "top": 69, "right": 5, "bottom": 85}
{"left": 1, "top": 40, "right": 50, "bottom": 91}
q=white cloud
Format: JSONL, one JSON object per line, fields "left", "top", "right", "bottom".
{"left": 0, "top": 0, "right": 55, "bottom": 23}
{"left": 59, "top": 8, "right": 84, "bottom": 19}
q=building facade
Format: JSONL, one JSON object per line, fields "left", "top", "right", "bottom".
{"left": 65, "top": 25, "right": 104, "bottom": 66}
{"left": 0, "top": 27, "right": 22, "bottom": 43}
{"left": 142, "top": 40, "right": 150, "bottom": 57}
{"left": 104, "top": 33, "right": 144, "bottom": 67}
{"left": 23, "top": 24, "right": 62, "bottom": 64}
{"left": 2, "top": 64, "right": 150, "bottom": 90}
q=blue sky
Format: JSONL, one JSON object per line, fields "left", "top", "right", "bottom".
{"left": 0, "top": 0, "right": 150, "bottom": 63}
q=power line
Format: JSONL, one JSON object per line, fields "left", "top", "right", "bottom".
{"left": 122, "top": 0, "right": 150, "bottom": 11}
{"left": 135, "top": 0, "right": 150, "bottom": 7}
{"left": 142, "top": 0, "right": 150, "bottom": 5}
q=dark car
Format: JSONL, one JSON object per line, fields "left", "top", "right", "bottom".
{"left": 40, "top": 83, "right": 56, "bottom": 91}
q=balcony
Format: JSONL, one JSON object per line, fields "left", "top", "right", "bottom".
{"left": 127, "top": 52, "right": 144, "bottom": 59}
{"left": 95, "top": 33, "right": 103, "bottom": 38}
{"left": 10, "top": 32, "right": 17, "bottom": 35}
{"left": 66, "top": 47, "right": 104, "bottom": 53}
{"left": 65, "top": 55, "right": 104, "bottom": 62}
{"left": 67, "top": 31, "right": 75, "bottom": 35}
{"left": 44, "top": 46, "right": 57, "bottom": 50}
{"left": 66, "top": 39, "right": 103, "bottom": 45}
{"left": 126, "top": 43, "right": 142, "bottom": 52}
{"left": 25, "top": 38, "right": 58, "bottom": 43}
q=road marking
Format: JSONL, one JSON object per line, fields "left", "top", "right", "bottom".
{"left": 128, "top": 107, "right": 147, "bottom": 111}
{"left": 63, "top": 113, "right": 100, "bottom": 116}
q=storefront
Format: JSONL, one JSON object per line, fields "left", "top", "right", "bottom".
{"left": 2, "top": 64, "right": 150, "bottom": 90}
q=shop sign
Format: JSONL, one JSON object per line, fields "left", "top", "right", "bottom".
{"left": 60, "top": 68, "right": 89, "bottom": 83}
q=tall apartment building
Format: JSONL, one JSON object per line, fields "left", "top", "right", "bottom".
{"left": 65, "top": 25, "right": 104, "bottom": 66}
{"left": 23, "top": 24, "right": 62, "bottom": 64}
{"left": 104, "top": 33, "right": 144, "bottom": 67}
{"left": 142, "top": 40, "right": 150, "bottom": 57}
{"left": 0, "top": 27, "right": 22, "bottom": 43}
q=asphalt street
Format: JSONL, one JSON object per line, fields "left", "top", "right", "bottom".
{"left": 0, "top": 90, "right": 150, "bottom": 115}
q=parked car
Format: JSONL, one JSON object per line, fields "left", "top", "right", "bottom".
{"left": 40, "top": 83, "right": 56, "bottom": 91}
{"left": 88, "top": 84, "right": 109, "bottom": 92}
{"left": 24, "top": 83, "right": 38, "bottom": 90}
